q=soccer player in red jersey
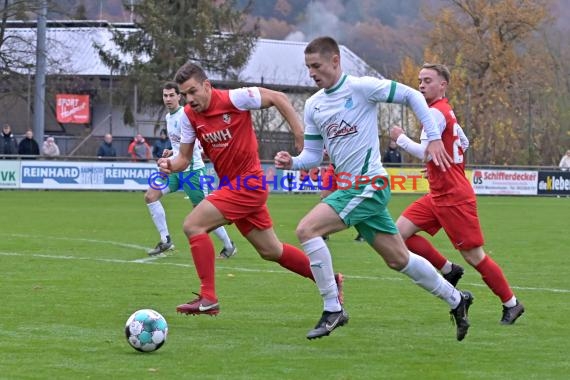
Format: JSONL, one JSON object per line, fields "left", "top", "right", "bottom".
{"left": 391, "top": 63, "right": 524, "bottom": 324}
{"left": 157, "top": 62, "right": 341, "bottom": 316}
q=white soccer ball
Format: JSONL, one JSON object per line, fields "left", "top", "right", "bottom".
{"left": 125, "top": 309, "right": 168, "bottom": 352}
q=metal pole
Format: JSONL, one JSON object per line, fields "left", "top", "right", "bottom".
{"left": 109, "top": 69, "right": 113, "bottom": 134}
{"left": 134, "top": 83, "right": 138, "bottom": 130}
{"left": 528, "top": 91, "right": 532, "bottom": 164}
{"left": 33, "top": 0, "right": 47, "bottom": 147}
{"left": 27, "top": 70, "right": 31, "bottom": 128}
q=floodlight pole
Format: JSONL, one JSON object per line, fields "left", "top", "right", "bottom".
{"left": 33, "top": 0, "right": 48, "bottom": 146}
{"left": 109, "top": 68, "right": 113, "bottom": 135}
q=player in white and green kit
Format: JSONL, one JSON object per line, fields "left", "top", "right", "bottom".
{"left": 145, "top": 82, "right": 237, "bottom": 258}
{"left": 275, "top": 37, "right": 473, "bottom": 341}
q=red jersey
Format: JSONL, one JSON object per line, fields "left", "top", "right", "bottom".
{"left": 182, "top": 88, "right": 262, "bottom": 180}
{"left": 426, "top": 98, "right": 474, "bottom": 205}
{"left": 322, "top": 163, "right": 338, "bottom": 191}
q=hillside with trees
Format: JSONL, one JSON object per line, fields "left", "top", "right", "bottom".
{"left": 2, "top": 0, "right": 569, "bottom": 164}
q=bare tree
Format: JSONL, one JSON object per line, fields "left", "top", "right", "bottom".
{"left": 419, "top": 0, "right": 562, "bottom": 165}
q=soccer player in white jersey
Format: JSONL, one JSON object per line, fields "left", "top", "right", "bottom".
{"left": 145, "top": 82, "right": 237, "bottom": 258}
{"left": 275, "top": 36, "right": 473, "bottom": 341}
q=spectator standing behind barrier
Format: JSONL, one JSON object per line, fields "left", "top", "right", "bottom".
{"left": 128, "top": 133, "right": 152, "bottom": 162}
{"left": 383, "top": 139, "right": 402, "bottom": 166}
{"left": 152, "top": 129, "right": 172, "bottom": 159}
{"left": 559, "top": 150, "right": 570, "bottom": 171}
{"left": 42, "top": 136, "right": 60, "bottom": 157}
{"left": 97, "top": 133, "right": 117, "bottom": 160}
{"left": 18, "top": 130, "right": 40, "bottom": 159}
{"left": 1, "top": 123, "right": 18, "bottom": 156}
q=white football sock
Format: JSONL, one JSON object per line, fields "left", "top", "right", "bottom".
{"left": 401, "top": 252, "right": 461, "bottom": 309}
{"left": 212, "top": 226, "right": 233, "bottom": 249}
{"left": 440, "top": 261, "right": 453, "bottom": 274}
{"left": 302, "top": 237, "right": 341, "bottom": 312}
{"left": 147, "top": 201, "right": 169, "bottom": 243}
{"left": 503, "top": 296, "right": 517, "bottom": 308}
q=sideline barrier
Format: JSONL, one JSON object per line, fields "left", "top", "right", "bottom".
{"left": 469, "top": 169, "right": 538, "bottom": 195}
{"left": 0, "top": 160, "right": 19, "bottom": 188}
{"left": 0, "top": 159, "right": 568, "bottom": 196}
{"left": 537, "top": 170, "right": 570, "bottom": 196}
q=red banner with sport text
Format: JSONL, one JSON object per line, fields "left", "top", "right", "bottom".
{"left": 56, "top": 94, "right": 90, "bottom": 124}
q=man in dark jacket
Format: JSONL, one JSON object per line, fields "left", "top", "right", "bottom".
{"left": 97, "top": 133, "right": 117, "bottom": 160}
{"left": 152, "top": 129, "right": 172, "bottom": 159}
{"left": 383, "top": 140, "right": 402, "bottom": 166}
{"left": 18, "top": 129, "right": 40, "bottom": 159}
{"left": 1, "top": 124, "right": 18, "bottom": 156}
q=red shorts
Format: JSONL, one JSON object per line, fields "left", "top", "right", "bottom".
{"left": 402, "top": 194, "right": 484, "bottom": 250}
{"left": 206, "top": 175, "right": 273, "bottom": 236}
{"left": 321, "top": 164, "right": 338, "bottom": 191}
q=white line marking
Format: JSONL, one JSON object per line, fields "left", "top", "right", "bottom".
{"left": 132, "top": 256, "right": 163, "bottom": 263}
{"left": 0, "top": 251, "right": 568, "bottom": 294}
{"left": 4, "top": 233, "right": 150, "bottom": 251}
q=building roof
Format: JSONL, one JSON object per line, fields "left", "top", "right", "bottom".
{"left": 3, "top": 21, "right": 381, "bottom": 88}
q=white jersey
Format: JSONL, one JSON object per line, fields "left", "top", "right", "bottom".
{"left": 304, "top": 74, "right": 389, "bottom": 182}
{"left": 166, "top": 106, "right": 205, "bottom": 171}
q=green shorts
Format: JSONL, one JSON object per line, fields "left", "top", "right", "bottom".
{"left": 323, "top": 179, "right": 398, "bottom": 244}
{"left": 165, "top": 167, "right": 207, "bottom": 206}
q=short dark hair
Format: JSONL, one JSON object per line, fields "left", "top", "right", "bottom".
{"left": 174, "top": 62, "right": 208, "bottom": 85}
{"left": 163, "top": 81, "right": 179, "bottom": 94}
{"left": 304, "top": 36, "right": 340, "bottom": 57}
{"left": 422, "top": 63, "right": 451, "bottom": 84}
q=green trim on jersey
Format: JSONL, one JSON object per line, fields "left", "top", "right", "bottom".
{"left": 386, "top": 81, "right": 397, "bottom": 103}
{"left": 169, "top": 106, "right": 182, "bottom": 115}
{"left": 325, "top": 74, "right": 348, "bottom": 94}
{"left": 323, "top": 183, "right": 398, "bottom": 244}
{"left": 305, "top": 134, "right": 323, "bottom": 140}
{"left": 361, "top": 148, "right": 371, "bottom": 175}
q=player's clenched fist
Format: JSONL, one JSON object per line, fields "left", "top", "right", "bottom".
{"left": 157, "top": 158, "right": 172, "bottom": 174}
{"left": 274, "top": 151, "right": 292, "bottom": 169}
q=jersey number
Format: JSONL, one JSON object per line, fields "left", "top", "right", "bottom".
{"left": 452, "top": 123, "right": 464, "bottom": 164}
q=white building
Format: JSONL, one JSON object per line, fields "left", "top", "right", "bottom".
{"left": 2, "top": 21, "right": 404, "bottom": 157}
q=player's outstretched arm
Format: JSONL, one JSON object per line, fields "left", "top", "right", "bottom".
{"left": 390, "top": 125, "right": 427, "bottom": 160}
{"left": 388, "top": 81, "right": 452, "bottom": 170}
{"left": 258, "top": 87, "right": 304, "bottom": 152}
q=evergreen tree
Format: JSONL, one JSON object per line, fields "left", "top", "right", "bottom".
{"left": 96, "top": 0, "right": 258, "bottom": 115}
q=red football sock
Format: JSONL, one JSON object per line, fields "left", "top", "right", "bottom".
{"left": 405, "top": 234, "right": 448, "bottom": 270}
{"left": 475, "top": 255, "right": 514, "bottom": 303}
{"left": 278, "top": 243, "right": 315, "bottom": 281}
{"left": 189, "top": 233, "right": 217, "bottom": 301}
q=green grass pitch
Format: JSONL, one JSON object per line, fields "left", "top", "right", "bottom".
{"left": 0, "top": 191, "right": 569, "bottom": 379}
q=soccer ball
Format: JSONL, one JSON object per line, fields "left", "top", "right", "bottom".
{"left": 125, "top": 309, "right": 168, "bottom": 352}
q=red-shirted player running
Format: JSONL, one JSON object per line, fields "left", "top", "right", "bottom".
{"left": 158, "top": 62, "right": 343, "bottom": 316}
{"left": 391, "top": 63, "right": 524, "bottom": 325}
